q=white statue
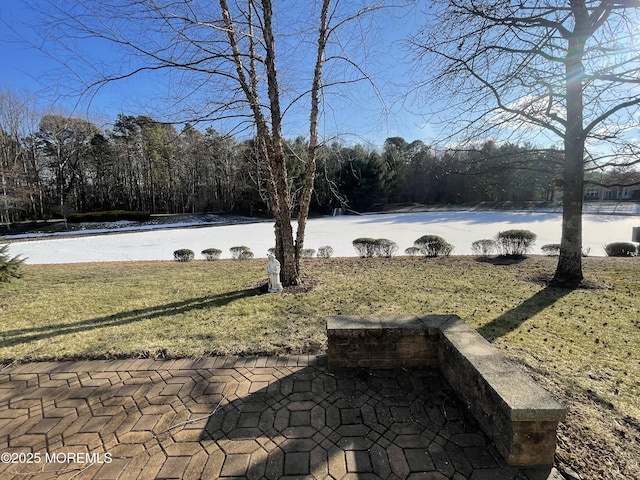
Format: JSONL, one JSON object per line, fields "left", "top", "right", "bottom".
{"left": 267, "top": 254, "right": 283, "bottom": 293}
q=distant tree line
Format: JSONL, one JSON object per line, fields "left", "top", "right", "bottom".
{"left": 0, "top": 106, "right": 616, "bottom": 226}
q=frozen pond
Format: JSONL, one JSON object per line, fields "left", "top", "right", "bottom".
{"left": 7, "top": 211, "right": 640, "bottom": 264}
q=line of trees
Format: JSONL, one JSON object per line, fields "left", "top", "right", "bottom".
{"left": 1, "top": 103, "right": 572, "bottom": 226}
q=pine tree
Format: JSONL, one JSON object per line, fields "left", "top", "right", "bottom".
{"left": 0, "top": 239, "right": 24, "bottom": 282}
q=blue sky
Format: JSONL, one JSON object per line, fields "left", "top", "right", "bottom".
{"left": 4, "top": 1, "right": 636, "bottom": 158}
{"left": 0, "top": 1, "right": 433, "bottom": 148}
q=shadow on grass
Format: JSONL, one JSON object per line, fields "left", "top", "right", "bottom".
{"left": 474, "top": 255, "right": 527, "bottom": 265}
{"left": 477, "top": 285, "right": 573, "bottom": 342}
{"left": 0, "top": 287, "right": 262, "bottom": 349}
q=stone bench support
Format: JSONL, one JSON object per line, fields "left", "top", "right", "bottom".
{"left": 326, "top": 314, "right": 566, "bottom": 467}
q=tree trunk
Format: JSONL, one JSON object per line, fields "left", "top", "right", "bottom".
{"left": 553, "top": 159, "right": 584, "bottom": 286}
{"left": 220, "top": 0, "right": 301, "bottom": 286}
{"left": 552, "top": 6, "right": 587, "bottom": 287}
{"left": 295, "top": 0, "right": 330, "bottom": 274}
{"left": 261, "top": 0, "right": 300, "bottom": 286}
{"left": 0, "top": 168, "right": 10, "bottom": 229}
{"left": 267, "top": 135, "right": 300, "bottom": 286}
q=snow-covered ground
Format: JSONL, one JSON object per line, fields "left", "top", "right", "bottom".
{"left": 6, "top": 211, "right": 639, "bottom": 264}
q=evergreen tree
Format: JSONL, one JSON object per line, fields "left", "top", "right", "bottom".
{"left": 0, "top": 239, "right": 24, "bottom": 282}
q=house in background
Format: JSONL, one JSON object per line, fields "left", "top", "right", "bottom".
{"left": 583, "top": 171, "right": 640, "bottom": 201}
{"left": 583, "top": 183, "right": 640, "bottom": 201}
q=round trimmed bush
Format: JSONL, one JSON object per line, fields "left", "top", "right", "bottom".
{"left": 375, "top": 239, "right": 398, "bottom": 258}
{"left": 604, "top": 242, "right": 637, "bottom": 257}
{"left": 230, "top": 246, "right": 253, "bottom": 260}
{"left": 173, "top": 249, "right": 195, "bottom": 262}
{"left": 201, "top": 248, "right": 222, "bottom": 261}
{"left": 317, "top": 246, "right": 333, "bottom": 259}
{"left": 404, "top": 246, "right": 421, "bottom": 256}
{"left": 495, "top": 229, "right": 537, "bottom": 257}
{"left": 541, "top": 244, "right": 561, "bottom": 256}
{"left": 352, "top": 238, "right": 398, "bottom": 258}
{"left": 471, "top": 239, "right": 497, "bottom": 256}
{"left": 414, "top": 235, "right": 454, "bottom": 257}
{"left": 352, "top": 238, "right": 378, "bottom": 258}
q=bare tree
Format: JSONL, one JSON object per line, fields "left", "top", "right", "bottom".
{"left": 0, "top": 90, "right": 25, "bottom": 228}
{"left": 37, "top": 114, "right": 99, "bottom": 221}
{"left": 411, "top": 0, "right": 640, "bottom": 287}
{"left": 0, "top": 89, "right": 41, "bottom": 228}
{"left": 33, "top": 0, "right": 385, "bottom": 286}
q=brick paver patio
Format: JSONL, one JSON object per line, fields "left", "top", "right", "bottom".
{"left": 0, "top": 356, "right": 563, "bottom": 479}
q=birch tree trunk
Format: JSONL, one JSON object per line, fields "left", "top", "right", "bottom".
{"left": 295, "top": 0, "right": 331, "bottom": 274}
{"left": 220, "top": 0, "right": 300, "bottom": 285}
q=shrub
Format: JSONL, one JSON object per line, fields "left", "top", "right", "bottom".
{"left": 301, "top": 248, "right": 316, "bottom": 258}
{"left": 414, "top": 235, "right": 454, "bottom": 257}
{"left": 67, "top": 210, "right": 150, "bottom": 223}
{"left": 352, "top": 238, "right": 379, "bottom": 258}
{"left": 353, "top": 238, "right": 398, "bottom": 258}
{"left": 541, "top": 244, "right": 561, "bottom": 256}
{"left": 376, "top": 238, "right": 398, "bottom": 258}
{"left": 201, "top": 248, "right": 222, "bottom": 261}
{"left": 230, "top": 246, "right": 253, "bottom": 260}
{"left": 604, "top": 242, "right": 638, "bottom": 257}
{"left": 539, "top": 244, "right": 590, "bottom": 257}
{"left": 173, "top": 249, "right": 195, "bottom": 262}
{"left": 317, "top": 246, "right": 333, "bottom": 259}
{"left": 404, "top": 246, "right": 421, "bottom": 256}
{"left": 495, "top": 229, "right": 537, "bottom": 257}
{"left": 0, "top": 240, "right": 24, "bottom": 282}
{"left": 471, "top": 239, "right": 497, "bottom": 256}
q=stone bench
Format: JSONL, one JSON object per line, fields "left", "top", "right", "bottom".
{"left": 326, "top": 314, "right": 566, "bottom": 467}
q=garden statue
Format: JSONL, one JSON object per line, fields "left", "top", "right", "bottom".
{"left": 267, "top": 254, "right": 283, "bottom": 293}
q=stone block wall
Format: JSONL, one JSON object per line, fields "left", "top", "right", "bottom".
{"left": 326, "top": 315, "right": 444, "bottom": 369}
{"left": 438, "top": 316, "right": 566, "bottom": 466}
{"left": 326, "top": 314, "right": 567, "bottom": 467}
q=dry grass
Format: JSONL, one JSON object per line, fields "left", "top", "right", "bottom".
{"left": 1, "top": 255, "right": 638, "bottom": 479}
